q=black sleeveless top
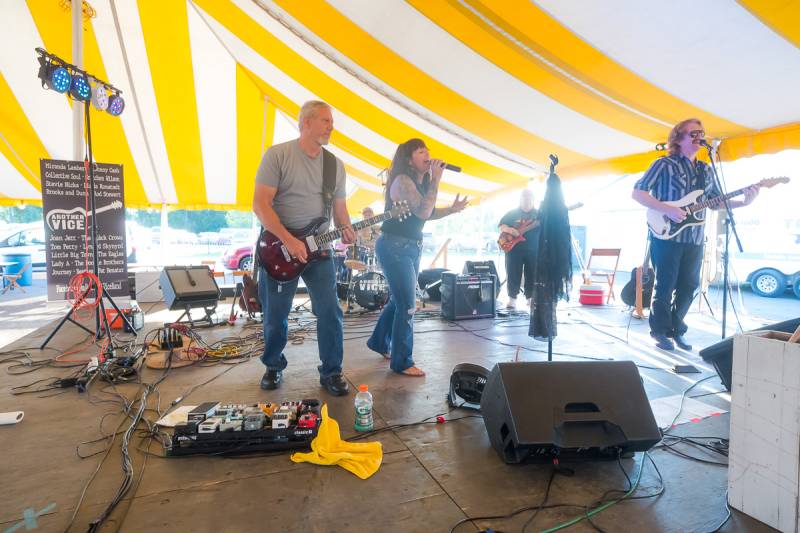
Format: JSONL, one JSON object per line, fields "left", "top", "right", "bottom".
{"left": 381, "top": 174, "right": 428, "bottom": 240}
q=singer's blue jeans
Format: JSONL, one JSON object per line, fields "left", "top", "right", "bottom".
{"left": 649, "top": 238, "right": 703, "bottom": 337}
{"left": 259, "top": 257, "right": 344, "bottom": 378}
{"left": 367, "top": 234, "right": 422, "bottom": 373}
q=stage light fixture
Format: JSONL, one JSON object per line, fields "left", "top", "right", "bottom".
{"left": 38, "top": 56, "right": 72, "bottom": 93}
{"left": 49, "top": 66, "right": 72, "bottom": 93}
{"left": 107, "top": 93, "right": 125, "bottom": 116}
{"left": 70, "top": 74, "right": 91, "bottom": 101}
{"left": 91, "top": 83, "right": 108, "bottom": 111}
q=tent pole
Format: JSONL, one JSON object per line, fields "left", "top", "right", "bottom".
{"left": 71, "top": 0, "right": 84, "bottom": 161}
{"left": 160, "top": 203, "right": 168, "bottom": 258}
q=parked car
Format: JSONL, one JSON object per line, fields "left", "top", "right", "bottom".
{"left": 164, "top": 228, "right": 199, "bottom": 245}
{"left": 218, "top": 228, "right": 256, "bottom": 246}
{"left": 0, "top": 223, "right": 46, "bottom": 267}
{"left": 221, "top": 244, "right": 255, "bottom": 271}
{"left": 0, "top": 222, "right": 138, "bottom": 268}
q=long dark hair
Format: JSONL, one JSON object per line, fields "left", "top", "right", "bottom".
{"left": 385, "top": 138, "right": 428, "bottom": 205}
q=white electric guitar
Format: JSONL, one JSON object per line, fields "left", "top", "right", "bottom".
{"left": 646, "top": 177, "right": 789, "bottom": 240}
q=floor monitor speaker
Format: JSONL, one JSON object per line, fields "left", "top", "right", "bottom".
{"left": 481, "top": 361, "right": 661, "bottom": 463}
{"left": 700, "top": 317, "right": 800, "bottom": 391}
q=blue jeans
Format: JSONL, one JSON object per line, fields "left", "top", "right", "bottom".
{"left": 367, "top": 234, "right": 421, "bottom": 372}
{"left": 259, "top": 258, "right": 343, "bottom": 378}
{"left": 649, "top": 238, "right": 703, "bottom": 337}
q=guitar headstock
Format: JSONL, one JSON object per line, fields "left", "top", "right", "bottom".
{"left": 391, "top": 200, "right": 412, "bottom": 221}
{"left": 758, "top": 176, "right": 790, "bottom": 189}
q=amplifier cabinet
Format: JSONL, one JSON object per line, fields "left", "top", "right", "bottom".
{"left": 440, "top": 273, "right": 496, "bottom": 320}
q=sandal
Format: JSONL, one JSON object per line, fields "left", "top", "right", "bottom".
{"left": 399, "top": 366, "right": 426, "bottom": 377}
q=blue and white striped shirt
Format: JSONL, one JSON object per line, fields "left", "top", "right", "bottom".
{"left": 634, "top": 154, "right": 721, "bottom": 245}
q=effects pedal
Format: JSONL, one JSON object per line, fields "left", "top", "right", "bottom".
{"left": 159, "top": 328, "right": 184, "bottom": 349}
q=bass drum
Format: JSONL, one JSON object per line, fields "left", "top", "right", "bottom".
{"left": 353, "top": 271, "right": 390, "bottom": 311}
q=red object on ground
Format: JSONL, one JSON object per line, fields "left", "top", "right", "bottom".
{"left": 579, "top": 284, "right": 606, "bottom": 305}
{"left": 105, "top": 308, "right": 130, "bottom": 329}
{"left": 297, "top": 413, "right": 319, "bottom": 428}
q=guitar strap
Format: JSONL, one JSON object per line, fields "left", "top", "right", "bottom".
{"left": 321, "top": 148, "right": 337, "bottom": 222}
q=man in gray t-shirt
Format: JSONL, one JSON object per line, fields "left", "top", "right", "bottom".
{"left": 255, "top": 139, "right": 346, "bottom": 231}
{"left": 252, "top": 101, "right": 355, "bottom": 397}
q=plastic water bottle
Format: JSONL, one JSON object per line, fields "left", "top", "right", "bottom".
{"left": 354, "top": 384, "right": 373, "bottom": 432}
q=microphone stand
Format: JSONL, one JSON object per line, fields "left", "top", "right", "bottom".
{"left": 704, "top": 143, "right": 743, "bottom": 339}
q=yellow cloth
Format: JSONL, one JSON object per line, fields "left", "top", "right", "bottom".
{"left": 291, "top": 404, "right": 382, "bottom": 479}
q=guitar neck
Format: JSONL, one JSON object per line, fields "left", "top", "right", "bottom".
{"left": 315, "top": 212, "right": 391, "bottom": 245}
{"left": 688, "top": 184, "right": 752, "bottom": 213}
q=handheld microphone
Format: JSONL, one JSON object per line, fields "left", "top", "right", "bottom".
{"left": 655, "top": 142, "right": 667, "bottom": 151}
{"left": 444, "top": 163, "right": 461, "bottom": 173}
{"left": 698, "top": 139, "right": 713, "bottom": 149}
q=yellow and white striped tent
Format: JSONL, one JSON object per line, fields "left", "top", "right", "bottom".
{"left": 2, "top": 0, "right": 800, "bottom": 212}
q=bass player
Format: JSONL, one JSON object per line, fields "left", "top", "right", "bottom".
{"left": 498, "top": 189, "right": 539, "bottom": 310}
{"left": 632, "top": 118, "right": 758, "bottom": 351}
{"left": 252, "top": 100, "right": 356, "bottom": 395}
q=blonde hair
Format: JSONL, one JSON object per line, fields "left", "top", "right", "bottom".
{"left": 297, "top": 100, "right": 331, "bottom": 131}
{"left": 667, "top": 118, "right": 703, "bottom": 156}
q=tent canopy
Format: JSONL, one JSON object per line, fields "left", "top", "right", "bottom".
{"left": 1, "top": 0, "right": 799, "bottom": 212}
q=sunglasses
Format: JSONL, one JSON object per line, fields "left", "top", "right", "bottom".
{"left": 686, "top": 129, "right": 705, "bottom": 139}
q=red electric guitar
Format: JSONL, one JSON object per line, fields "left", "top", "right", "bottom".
{"left": 257, "top": 202, "right": 410, "bottom": 282}
{"left": 497, "top": 203, "right": 583, "bottom": 252}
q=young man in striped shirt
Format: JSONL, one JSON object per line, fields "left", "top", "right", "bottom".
{"left": 632, "top": 118, "right": 758, "bottom": 351}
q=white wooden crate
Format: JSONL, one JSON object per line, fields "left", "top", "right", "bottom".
{"left": 729, "top": 329, "right": 800, "bottom": 532}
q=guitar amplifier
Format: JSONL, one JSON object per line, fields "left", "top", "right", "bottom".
{"left": 440, "top": 273, "right": 496, "bottom": 321}
{"left": 160, "top": 266, "right": 220, "bottom": 310}
{"left": 463, "top": 260, "right": 500, "bottom": 297}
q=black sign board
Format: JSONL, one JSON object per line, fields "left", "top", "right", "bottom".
{"left": 40, "top": 159, "right": 129, "bottom": 300}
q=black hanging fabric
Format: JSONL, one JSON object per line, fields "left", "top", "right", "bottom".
{"left": 530, "top": 155, "right": 573, "bottom": 341}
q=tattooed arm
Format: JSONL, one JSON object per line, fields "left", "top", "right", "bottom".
{"left": 429, "top": 194, "right": 469, "bottom": 220}
{"left": 390, "top": 174, "right": 440, "bottom": 220}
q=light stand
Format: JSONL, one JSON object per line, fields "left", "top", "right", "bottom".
{"left": 704, "top": 144, "right": 743, "bottom": 339}
{"left": 38, "top": 51, "right": 134, "bottom": 350}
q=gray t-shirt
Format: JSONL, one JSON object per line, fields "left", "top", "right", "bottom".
{"left": 255, "top": 140, "right": 346, "bottom": 230}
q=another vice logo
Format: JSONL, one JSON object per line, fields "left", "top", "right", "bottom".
{"left": 357, "top": 278, "right": 387, "bottom": 293}
{"left": 45, "top": 200, "right": 122, "bottom": 231}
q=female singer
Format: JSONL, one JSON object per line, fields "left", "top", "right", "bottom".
{"left": 367, "top": 139, "right": 468, "bottom": 376}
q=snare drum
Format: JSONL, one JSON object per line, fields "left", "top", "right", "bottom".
{"left": 344, "top": 244, "right": 368, "bottom": 271}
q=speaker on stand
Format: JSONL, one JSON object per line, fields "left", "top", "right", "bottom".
{"left": 159, "top": 265, "right": 220, "bottom": 327}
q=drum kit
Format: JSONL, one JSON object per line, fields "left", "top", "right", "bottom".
{"left": 334, "top": 244, "right": 389, "bottom": 312}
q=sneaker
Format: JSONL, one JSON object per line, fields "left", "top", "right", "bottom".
{"left": 260, "top": 369, "right": 282, "bottom": 390}
{"left": 672, "top": 335, "right": 692, "bottom": 351}
{"left": 650, "top": 333, "right": 675, "bottom": 351}
{"left": 320, "top": 374, "right": 349, "bottom": 396}
{"left": 506, "top": 297, "right": 517, "bottom": 310}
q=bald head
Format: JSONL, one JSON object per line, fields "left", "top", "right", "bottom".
{"left": 520, "top": 189, "right": 534, "bottom": 211}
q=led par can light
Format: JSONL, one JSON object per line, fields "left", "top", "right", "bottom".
{"left": 107, "top": 93, "right": 125, "bottom": 116}
{"left": 48, "top": 65, "right": 72, "bottom": 93}
{"left": 92, "top": 83, "right": 109, "bottom": 111}
{"left": 70, "top": 74, "right": 91, "bottom": 101}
